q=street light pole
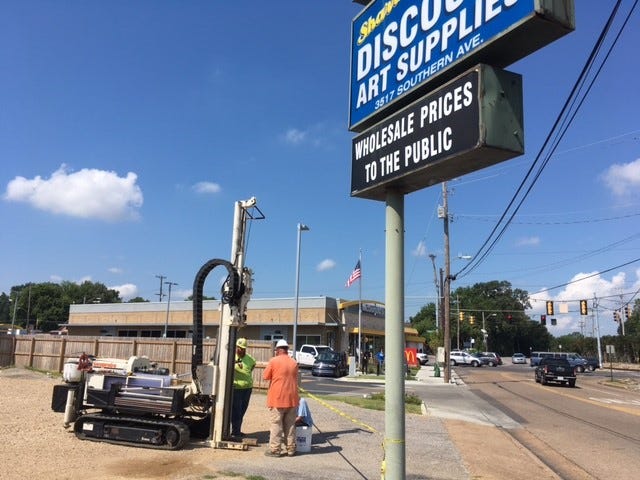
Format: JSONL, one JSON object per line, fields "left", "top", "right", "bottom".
{"left": 293, "top": 223, "right": 309, "bottom": 356}
{"left": 164, "top": 281, "right": 178, "bottom": 338}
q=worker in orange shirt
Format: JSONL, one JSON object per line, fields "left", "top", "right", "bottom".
{"left": 262, "top": 339, "right": 299, "bottom": 457}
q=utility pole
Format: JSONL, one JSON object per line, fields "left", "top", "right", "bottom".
{"left": 10, "top": 291, "right": 19, "bottom": 332}
{"left": 593, "top": 294, "right": 603, "bottom": 368}
{"left": 156, "top": 275, "right": 166, "bottom": 302}
{"left": 442, "top": 182, "right": 451, "bottom": 383}
{"left": 456, "top": 295, "right": 461, "bottom": 350}
{"left": 428, "top": 253, "right": 439, "bottom": 330}
{"left": 163, "top": 281, "right": 178, "bottom": 338}
{"left": 619, "top": 293, "right": 626, "bottom": 336}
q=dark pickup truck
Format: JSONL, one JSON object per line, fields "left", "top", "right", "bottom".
{"left": 534, "top": 357, "right": 577, "bottom": 387}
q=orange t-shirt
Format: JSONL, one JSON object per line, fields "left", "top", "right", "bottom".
{"left": 263, "top": 353, "right": 300, "bottom": 408}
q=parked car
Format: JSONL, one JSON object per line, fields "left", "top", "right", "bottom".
{"left": 417, "top": 352, "right": 429, "bottom": 365}
{"left": 584, "top": 357, "right": 600, "bottom": 372}
{"left": 511, "top": 353, "right": 527, "bottom": 364}
{"left": 479, "top": 352, "right": 502, "bottom": 367}
{"left": 450, "top": 351, "right": 483, "bottom": 367}
{"left": 312, "top": 351, "right": 348, "bottom": 378}
{"left": 296, "top": 344, "right": 333, "bottom": 368}
{"left": 534, "top": 357, "right": 576, "bottom": 387}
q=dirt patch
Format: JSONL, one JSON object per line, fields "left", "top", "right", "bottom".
{"left": 443, "top": 420, "right": 560, "bottom": 480}
{"left": 0, "top": 368, "right": 251, "bottom": 480}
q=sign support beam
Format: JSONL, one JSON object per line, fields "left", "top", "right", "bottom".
{"left": 384, "top": 190, "right": 405, "bottom": 479}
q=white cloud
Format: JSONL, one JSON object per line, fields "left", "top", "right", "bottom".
{"left": 283, "top": 128, "right": 308, "bottom": 145}
{"left": 412, "top": 240, "right": 427, "bottom": 257}
{"left": 172, "top": 289, "right": 192, "bottom": 302}
{"left": 192, "top": 181, "right": 221, "bottom": 194}
{"left": 602, "top": 158, "right": 640, "bottom": 196}
{"left": 317, "top": 259, "right": 336, "bottom": 272}
{"left": 516, "top": 236, "right": 540, "bottom": 247}
{"left": 110, "top": 283, "right": 138, "bottom": 301}
{"left": 108, "top": 267, "right": 123, "bottom": 274}
{"left": 4, "top": 165, "right": 143, "bottom": 221}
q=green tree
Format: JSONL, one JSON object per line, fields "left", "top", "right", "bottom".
{"left": 451, "top": 280, "right": 552, "bottom": 355}
{"left": 2, "top": 281, "right": 122, "bottom": 332}
{"left": 127, "top": 297, "right": 150, "bottom": 303}
{"left": 409, "top": 303, "right": 440, "bottom": 353}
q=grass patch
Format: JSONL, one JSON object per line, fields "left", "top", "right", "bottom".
{"left": 26, "top": 366, "right": 61, "bottom": 378}
{"left": 215, "top": 473, "right": 267, "bottom": 480}
{"left": 317, "top": 392, "right": 423, "bottom": 415}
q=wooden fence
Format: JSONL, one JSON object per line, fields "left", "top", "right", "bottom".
{"left": 0, "top": 334, "right": 276, "bottom": 390}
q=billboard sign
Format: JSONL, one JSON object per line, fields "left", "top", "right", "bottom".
{"left": 349, "top": 0, "right": 574, "bottom": 132}
{"left": 351, "top": 64, "right": 523, "bottom": 201}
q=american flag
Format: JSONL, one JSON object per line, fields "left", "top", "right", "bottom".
{"left": 345, "top": 260, "right": 361, "bottom": 287}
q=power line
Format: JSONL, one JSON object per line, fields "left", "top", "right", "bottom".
{"left": 454, "top": 0, "right": 636, "bottom": 281}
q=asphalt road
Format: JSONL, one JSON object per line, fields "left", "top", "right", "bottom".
{"left": 456, "top": 363, "right": 640, "bottom": 480}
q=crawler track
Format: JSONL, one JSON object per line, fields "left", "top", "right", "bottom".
{"left": 74, "top": 413, "right": 190, "bottom": 450}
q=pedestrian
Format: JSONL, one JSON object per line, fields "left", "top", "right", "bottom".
{"left": 361, "top": 350, "right": 369, "bottom": 374}
{"left": 231, "top": 337, "right": 256, "bottom": 439}
{"left": 376, "top": 348, "right": 384, "bottom": 376}
{"left": 263, "top": 339, "right": 300, "bottom": 457}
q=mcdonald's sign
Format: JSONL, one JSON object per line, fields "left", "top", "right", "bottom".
{"left": 405, "top": 348, "right": 418, "bottom": 367}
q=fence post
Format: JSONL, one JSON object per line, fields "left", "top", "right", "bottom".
{"left": 28, "top": 337, "right": 36, "bottom": 368}
{"left": 171, "top": 340, "right": 178, "bottom": 373}
{"left": 57, "top": 337, "right": 67, "bottom": 373}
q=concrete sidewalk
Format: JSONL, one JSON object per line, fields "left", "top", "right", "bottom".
{"left": 203, "top": 365, "right": 474, "bottom": 479}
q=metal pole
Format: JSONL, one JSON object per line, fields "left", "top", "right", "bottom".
{"left": 358, "top": 250, "right": 362, "bottom": 370}
{"left": 384, "top": 190, "right": 405, "bottom": 479}
{"left": 164, "top": 282, "right": 177, "bottom": 338}
{"left": 293, "top": 223, "right": 309, "bottom": 356}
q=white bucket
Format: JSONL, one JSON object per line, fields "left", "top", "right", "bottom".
{"left": 63, "top": 361, "right": 82, "bottom": 383}
{"left": 295, "top": 426, "right": 312, "bottom": 453}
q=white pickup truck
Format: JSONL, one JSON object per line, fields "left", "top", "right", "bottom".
{"left": 295, "top": 344, "right": 333, "bottom": 368}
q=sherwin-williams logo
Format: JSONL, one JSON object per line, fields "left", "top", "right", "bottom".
{"left": 357, "top": 0, "right": 402, "bottom": 45}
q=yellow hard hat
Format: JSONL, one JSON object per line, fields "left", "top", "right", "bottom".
{"left": 236, "top": 338, "right": 247, "bottom": 349}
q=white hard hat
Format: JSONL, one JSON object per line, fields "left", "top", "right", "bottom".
{"left": 275, "top": 339, "right": 289, "bottom": 349}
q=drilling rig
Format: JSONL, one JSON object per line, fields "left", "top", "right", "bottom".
{"left": 50, "top": 197, "right": 263, "bottom": 450}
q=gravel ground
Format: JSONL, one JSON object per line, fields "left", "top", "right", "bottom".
{"left": 4, "top": 365, "right": 596, "bottom": 480}
{"left": 0, "top": 367, "right": 469, "bottom": 480}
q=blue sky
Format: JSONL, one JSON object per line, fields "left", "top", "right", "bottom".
{"left": 2, "top": 1, "right": 639, "bottom": 338}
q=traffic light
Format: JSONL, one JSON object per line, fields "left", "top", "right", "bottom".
{"left": 507, "top": 314, "right": 513, "bottom": 322}
{"left": 580, "top": 300, "right": 588, "bottom": 316}
{"left": 614, "top": 311, "right": 620, "bottom": 322}
{"left": 550, "top": 318, "right": 557, "bottom": 326}
{"left": 546, "top": 301, "right": 554, "bottom": 316}
{"left": 469, "top": 315, "right": 475, "bottom": 325}
{"left": 541, "top": 314, "right": 546, "bottom": 326}
{"left": 625, "top": 305, "right": 631, "bottom": 319}
{"left": 459, "top": 311, "right": 464, "bottom": 322}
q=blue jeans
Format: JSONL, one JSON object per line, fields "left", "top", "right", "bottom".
{"left": 231, "top": 388, "right": 252, "bottom": 436}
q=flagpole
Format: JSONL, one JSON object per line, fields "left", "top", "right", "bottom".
{"left": 358, "top": 250, "right": 362, "bottom": 372}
